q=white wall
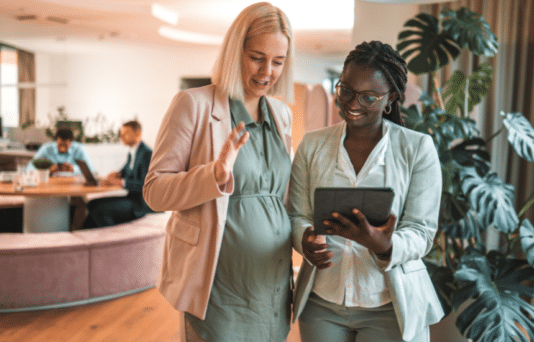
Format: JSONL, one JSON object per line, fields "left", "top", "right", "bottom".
{"left": 33, "top": 44, "right": 335, "bottom": 147}
{"left": 352, "top": 1, "right": 419, "bottom": 47}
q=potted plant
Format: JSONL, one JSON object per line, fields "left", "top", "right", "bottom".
{"left": 397, "top": 7, "right": 534, "bottom": 342}
{"left": 31, "top": 158, "right": 53, "bottom": 184}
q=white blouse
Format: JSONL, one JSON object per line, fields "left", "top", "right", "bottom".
{"left": 312, "top": 122, "right": 392, "bottom": 308}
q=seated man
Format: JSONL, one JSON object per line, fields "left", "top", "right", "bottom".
{"left": 26, "top": 127, "right": 94, "bottom": 231}
{"left": 26, "top": 127, "right": 94, "bottom": 176}
{"left": 83, "top": 120, "right": 154, "bottom": 228}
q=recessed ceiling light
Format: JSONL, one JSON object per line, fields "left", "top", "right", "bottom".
{"left": 158, "top": 27, "right": 223, "bottom": 45}
{"left": 151, "top": 3, "right": 179, "bottom": 26}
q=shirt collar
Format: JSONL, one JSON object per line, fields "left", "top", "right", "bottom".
{"left": 129, "top": 141, "right": 141, "bottom": 157}
{"left": 229, "top": 96, "right": 271, "bottom": 128}
{"left": 337, "top": 120, "right": 390, "bottom": 178}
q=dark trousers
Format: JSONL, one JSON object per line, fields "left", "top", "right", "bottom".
{"left": 83, "top": 194, "right": 144, "bottom": 228}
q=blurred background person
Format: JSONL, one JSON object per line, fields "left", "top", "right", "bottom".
{"left": 26, "top": 127, "right": 94, "bottom": 176}
{"left": 82, "top": 120, "right": 153, "bottom": 228}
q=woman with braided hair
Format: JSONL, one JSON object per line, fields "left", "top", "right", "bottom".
{"left": 289, "top": 41, "right": 444, "bottom": 341}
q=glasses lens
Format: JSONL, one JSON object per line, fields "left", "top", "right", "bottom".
{"left": 336, "top": 86, "right": 354, "bottom": 102}
{"left": 358, "top": 94, "right": 378, "bottom": 107}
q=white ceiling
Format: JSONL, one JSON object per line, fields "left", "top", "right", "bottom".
{"left": 0, "top": 0, "right": 354, "bottom": 59}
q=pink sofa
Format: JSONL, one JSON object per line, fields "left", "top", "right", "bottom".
{"left": 0, "top": 211, "right": 171, "bottom": 312}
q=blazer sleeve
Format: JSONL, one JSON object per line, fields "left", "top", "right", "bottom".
{"left": 143, "top": 90, "right": 232, "bottom": 212}
{"left": 380, "top": 134, "right": 442, "bottom": 271}
{"left": 289, "top": 135, "right": 314, "bottom": 256}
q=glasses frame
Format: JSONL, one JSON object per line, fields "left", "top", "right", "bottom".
{"left": 335, "top": 81, "right": 390, "bottom": 109}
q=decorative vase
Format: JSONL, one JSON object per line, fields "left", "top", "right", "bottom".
{"left": 38, "top": 169, "right": 49, "bottom": 184}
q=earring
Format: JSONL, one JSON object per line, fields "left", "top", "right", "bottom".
{"left": 384, "top": 104, "right": 392, "bottom": 114}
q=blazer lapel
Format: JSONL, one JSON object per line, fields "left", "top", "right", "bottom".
{"left": 210, "top": 88, "right": 232, "bottom": 161}
{"left": 209, "top": 87, "right": 231, "bottom": 232}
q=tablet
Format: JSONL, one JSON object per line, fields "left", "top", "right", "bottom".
{"left": 313, "top": 187, "right": 395, "bottom": 235}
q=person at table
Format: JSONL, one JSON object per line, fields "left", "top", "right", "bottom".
{"left": 289, "top": 41, "right": 444, "bottom": 342}
{"left": 142, "top": 3, "right": 294, "bottom": 341}
{"left": 82, "top": 120, "right": 154, "bottom": 228}
{"left": 26, "top": 127, "right": 94, "bottom": 176}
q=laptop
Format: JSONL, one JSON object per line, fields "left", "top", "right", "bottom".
{"left": 75, "top": 160, "right": 99, "bottom": 186}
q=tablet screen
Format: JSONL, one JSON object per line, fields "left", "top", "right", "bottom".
{"left": 313, "top": 187, "right": 394, "bottom": 235}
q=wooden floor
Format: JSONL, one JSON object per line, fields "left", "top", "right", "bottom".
{"left": 0, "top": 288, "right": 301, "bottom": 342}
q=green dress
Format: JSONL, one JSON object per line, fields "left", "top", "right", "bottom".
{"left": 185, "top": 97, "right": 292, "bottom": 341}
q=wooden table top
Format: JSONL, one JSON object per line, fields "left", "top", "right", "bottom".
{"left": 0, "top": 177, "right": 122, "bottom": 197}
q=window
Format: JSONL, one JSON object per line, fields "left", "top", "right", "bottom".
{"left": 0, "top": 44, "right": 19, "bottom": 127}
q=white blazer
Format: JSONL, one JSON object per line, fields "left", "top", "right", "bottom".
{"left": 289, "top": 120, "right": 444, "bottom": 341}
{"left": 143, "top": 84, "right": 292, "bottom": 320}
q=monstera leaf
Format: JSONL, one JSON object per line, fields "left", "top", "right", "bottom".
{"left": 502, "top": 111, "right": 534, "bottom": 162}
{"left": 400, "top": 104, "right": 424, "bottom": 130}
{"left": 439, "top": 139, "right": 490, "bottom": 178}
{"left": 453, "top": 252, "right": 534, "bottom": 342}
{"left": 397, "top": 13, "right": 460, "bottom": 74}
{"left": 435, "top": 115, "right": 479, "bottom": 142}
{"left": 442, "top": 208, "right": 483, "bottom": 239}
{"left": 460, "top": 168, "right": 519, "bottom": 234}
{"left": 441, "top": 7, "right": 499, "bottom": 57}
{"left": 442, "top": 63, "right": 493, "bottom": 117}
{"left": 520, "top": 219, "right": 534, "bottom": 267}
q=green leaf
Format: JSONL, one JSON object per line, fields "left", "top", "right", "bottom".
{"left": 453, "top": 253, "right": 534, "bottom": 342}
{"left": 442, "top": 63, "right": 493, "bottom": 117}
{"left": 448, "top": 138, "right": 491, "bottom": 175}
{"left": 460, "top": 168, "right": 519, "bottom": 234}
{"left": 397, "top": 13, "right": 460, "bottom": 74}
{"left": 520, "top": 219, "right": 534, "bottom": 267}
{"left": 400, "top": 104, "right": 424, "bottom": 130}
{"left": 442, "top": 209, "right": 483, "bottom": 239}
{"left": 502, "top": 112, "right": 534, "bottom": 162}
{"left": 441, "top": 7, "right": 499, "bottom": 57}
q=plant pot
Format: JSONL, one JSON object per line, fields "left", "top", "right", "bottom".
{"left": 37, "top": 169, "right": 49, "bottom": 184}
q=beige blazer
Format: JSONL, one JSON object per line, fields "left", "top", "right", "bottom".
{"left": 289, "top": 121, "right": 444, "bottom": 341}
{"left": 143, "top": 84, "right": 292, "bottom": 320}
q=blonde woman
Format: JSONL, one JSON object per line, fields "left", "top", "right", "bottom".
{"left": 143, "top": 3, "right": 294, "bottom": 342}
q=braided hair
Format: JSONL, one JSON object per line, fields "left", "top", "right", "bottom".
{"left": 342, "top": 41, "right": 407, "bottom": 126}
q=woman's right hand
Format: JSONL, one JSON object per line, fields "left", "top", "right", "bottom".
{"left": 302, "top": 226, "right": 333, "bottom": 269}
{"left": 215, "top": 121, "right": 249, "bottom": 185}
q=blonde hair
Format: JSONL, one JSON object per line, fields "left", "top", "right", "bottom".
{"left": 211, "top": 2, "right": 294, "bottom": 103}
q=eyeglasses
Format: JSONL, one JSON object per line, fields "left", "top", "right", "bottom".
{"left": 335, "top": 82, "right": 389, "bottom": 108}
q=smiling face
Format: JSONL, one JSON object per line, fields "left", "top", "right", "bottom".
{"left": 241, "top": 31, "right": 288, "bottom": 103}
{"left": 338, "top": 63, "right": 394, "bottom": 132}
{"left": 56, "top": 138, "right": 71, "bottom": 154}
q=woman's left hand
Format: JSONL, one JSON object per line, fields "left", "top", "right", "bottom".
{"left": 325, "top": 209, "right": 396, "bottom": 257}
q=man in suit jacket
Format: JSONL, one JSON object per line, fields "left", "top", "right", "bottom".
{"left": 83, "top": 120, "right": 154, "bottom": 228}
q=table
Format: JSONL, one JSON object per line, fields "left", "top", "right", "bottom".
{"left": 0, "top": 177, "right": 122, "bottom": 233}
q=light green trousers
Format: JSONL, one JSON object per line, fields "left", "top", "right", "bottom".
{"left": 298, "top": 293, "right": 429, "bottom": 342}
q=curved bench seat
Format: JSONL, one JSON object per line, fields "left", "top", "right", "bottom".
{"left": 0, "top": 211, "right": 171, "bottom": 312}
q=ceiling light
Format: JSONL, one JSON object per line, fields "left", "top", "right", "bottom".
{"left": 360, "top": 0, "right": 451, "bottom": 3}
{"left": 151, "top": 3, "right": 179, "bottom": 25}
{"left": 158, "top": 27, "right": 223, "bottom": 45}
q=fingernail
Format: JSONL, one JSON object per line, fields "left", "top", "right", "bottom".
{"left": 332, "top": 212, "right": 339, "bottom": 218}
